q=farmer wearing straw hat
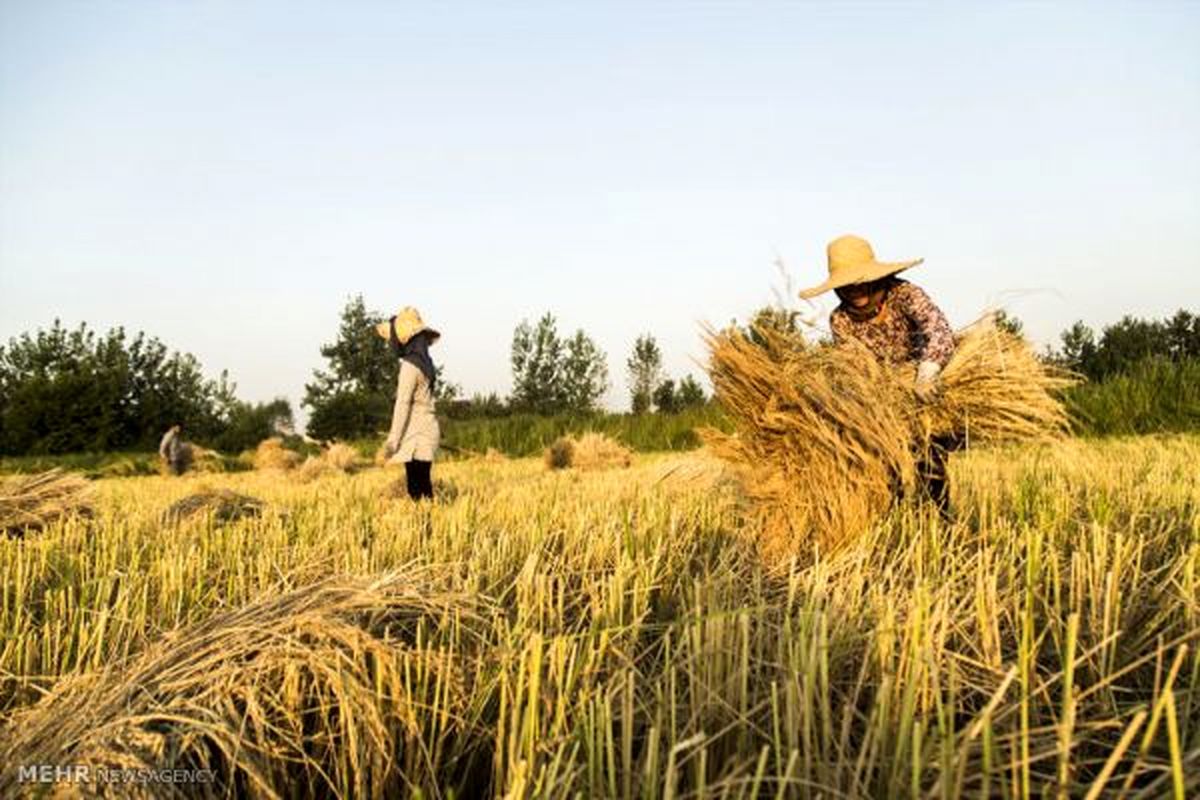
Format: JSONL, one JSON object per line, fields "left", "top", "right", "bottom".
{"left": 800, "top": 235, "right": 958, "bottom": 512}
{"left": 374, "top": 307, "right": 441, "bottom": 500}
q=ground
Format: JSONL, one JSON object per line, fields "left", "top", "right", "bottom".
{"left": 0, "top": 436, "right": 1197, "bottom": 797}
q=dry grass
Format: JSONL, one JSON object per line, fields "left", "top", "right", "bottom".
{"left": 294, "top": 444, "right": 366, "bottom": 484}
{"left": 189, "top": 445, "right": 228, "bottom": 474}
{"left": 162, "top": 487, "right": 265, "bottom": 525}
{"left": 544, "top": 436, "right": 574, "bottom": 470}
{"left": 919, "top": 315, "right": 1076, "bottom": 444}
{"left": 0, "top": 469, "right": 92, "bottom": 537}
{"left": 0, "top": 443, "right": 1195, "bottom": 797}
{"left": 544, "top": 432, "right": 632, "bottom": 471}
{"left": 703, "top": 317, "right": 1072, "bottom": 561}
{"left": 0, "top": 568, "right": 482, "bottom": 799}
{"left": 649, "top": 449, "right": 731, "bottom": 492}
{"left": 322, "top": 442, "right": 363, "bottom": 472}
{"left": 252, "top": 438, "right": 302, "bottom": 471}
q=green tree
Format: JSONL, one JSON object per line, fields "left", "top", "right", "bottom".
{"left": 511, "top": 314, "right": 565, "bottom": 414}
{"left": 1058, "top": 321, "right": 1098, "bottom": 376}
{"left": 652, "top": 379, "right": 679, "bottom": 414}
{"left": 993, "top": 310, "right": 1025, "bottom": 338}
{"left": 744, "top": 306, "right": 801, "bottom": 346}
{"left": 627, "top": 334, "right": 663, "bottom": 414}
{"left": 0, "top": 320, "right": 240, "bottom": 454}
{"left": 677, "top": 374, "right": 707, "bottom": 408}
{"left": 561, "top": 331, "right": 609, "bottom": 413}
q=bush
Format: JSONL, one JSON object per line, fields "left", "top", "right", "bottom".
{"left": 1065, "top": 358, "right": 1200, "bottom": 435}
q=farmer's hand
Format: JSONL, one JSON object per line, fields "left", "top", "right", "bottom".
{"left": 914, "top": 360, "right": 942, "bottom": 403}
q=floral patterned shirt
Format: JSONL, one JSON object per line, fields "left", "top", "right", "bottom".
{"left": 830, "top": 279, "right": 955, "bottom": 366}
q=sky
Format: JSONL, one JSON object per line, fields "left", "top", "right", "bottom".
{"left": 2, "top": 1, "right": 1198, "bottom": 418}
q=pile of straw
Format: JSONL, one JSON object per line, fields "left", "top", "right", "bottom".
{"left": 0, "top": 570, "right": 481, "bottom": 798}
{"left": 162, "top": 488, "right": 265, "bottom": 525}
{"left": 252, "top": 438, "right": 302, "bottom": 471}
{"left": 0, "top": 469, "right": 93, "bottom": 537}
{"left": 544, "top": 432, "right": 633, "bottom": 471}
{"left": 295, "top": 443, "right": 365, "bottom": 483}
{"left": 703, "top": 317, "right": 1072, "bottom": 561}
{"left": 189, "top": 445, "right": 229, "bottom": 474}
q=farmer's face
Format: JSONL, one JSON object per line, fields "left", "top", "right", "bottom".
{"left": 835, "top": 281, "right": 882, "bottom": 309}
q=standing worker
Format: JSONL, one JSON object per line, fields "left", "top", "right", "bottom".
{"left": 158, "top": 424, "right": 190, "bottom": 476}
{"left": 799, "top": 234, "right": 958, "bottom": 513}
{"left": 375, "top": 306, "right": 441, "bottom": 500}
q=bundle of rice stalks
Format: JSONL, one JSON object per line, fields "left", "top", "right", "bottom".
{"left": 253, "top": 437, "right": 302, "bottom": 471}
{"left": 322, "top": 442, "right": 363, "bottom": 472}
{"left": 544, "top": 432, "right": 633, "bottom": 471}
{"left": 0, "top": 469, "right": 93, "bottom": 537}
{"left": 0, "top": 570, "right": 485, "bottom": 799}
{"left": 189, "top": 445, "right": 229, "bottom": 474}
{"left": 703, "top": 326, "right": 914, "bottom": 558}
{"left": 295, "top": 456, "right": 332, "bottom": 483}
{"left": 295, "top": 443, "right": 365, "bottom": 484}
{"left": 917, "top": 317, "right": 1075, "bottom": 445}
{"left": 544, "top": 436, "right": 575, "bottom": 470}
{"left": 702, "top": 318, "right": 1070, "bottom": 562}
{"left": 162, "top": 488, "right": 265, "bottom": 525}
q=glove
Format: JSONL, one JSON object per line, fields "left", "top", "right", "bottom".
{"left": 914, "top": 360, "right": 942, "bottom": 402}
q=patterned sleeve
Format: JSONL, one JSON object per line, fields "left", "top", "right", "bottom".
{"left": 829, "top": 309, "right": 851, "bottom": 344}
{"left": 897, "top": 283, "right": 955, "bottom": 366}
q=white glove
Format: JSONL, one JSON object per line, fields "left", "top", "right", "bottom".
{"left": 915, "top": 360, "right": 942, "bottom": 402}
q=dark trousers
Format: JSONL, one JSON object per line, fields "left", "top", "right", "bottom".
{"left": 404, "top": 460, "right": 433, "bottom": 500}
{"left": 915, "top": 434, "right": 961, "bottom": 516}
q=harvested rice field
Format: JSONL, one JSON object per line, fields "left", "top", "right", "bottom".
{"left": 0, "top": 437, "right": 1197, "bottom": 798}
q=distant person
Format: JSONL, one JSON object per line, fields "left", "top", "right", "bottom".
{"left": 375, "top": 307, "right": 441, "bottom": 500}
{"left": 800, "top": 234, "right": 958, "bottom": 513}
{"left": 158, "top": 424, "right": 190, "bottom": 476}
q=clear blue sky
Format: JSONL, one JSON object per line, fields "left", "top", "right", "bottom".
{"left": 2, "top": 1, "right": 1198, "bottom": 416}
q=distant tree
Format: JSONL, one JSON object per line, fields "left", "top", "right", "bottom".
{"left": 561, "top": 330, "right": 609, "bottom": 413}
{"left": 1057, "top": 321, "right": 1098, "bottom": 375}
{"left": 302, "top": 296, "right": 394, "bottom": 440}
{"left": 1091, "top": 316, "right": 1163, "bottom": 378}
{"left": 744, "top": 306, "right": 801, "bottom": 346}
{"left": 0, "top": 320, "right": 240, "bottom": 454}
{"left": 627, "top": 334, "right": 663, "bottom": 414}
{"left": 993, "top": 310, "right": 1025, "bottom": 338}
{"left": 677, "top": 374, "right": 707, "bottom": 408}
{"left": 434, "top": 366, "right": 462, "bottom": 404}
{"left": 511, "top": 314, "right": 565, "bottom": 414}
{"left": 652, "top": 379, "right": 679, "bottom": 414}
{"left": 1052, "top": 309, "right": 1200, "bottom": 381}
{"left": 1163, "top": 310, "right": 1200, "bottom": 360}
{"left": 212, "top": 398, "right": 293, "bottom": 453}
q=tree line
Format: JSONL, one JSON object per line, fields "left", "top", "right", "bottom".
{"left": 1, "top": 303, "right": 1195, "bottom": 455}
{"left": 304, "top": 298, "right": 709, "bottom": 440}
{"left": 0, "top": 321, "right": 290, "bottom": 455}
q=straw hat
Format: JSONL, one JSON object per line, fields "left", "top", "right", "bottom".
{"left": 798, "top": 235, "right": 923, "bottom": 299}
{"left": 373, "top": 306, "right": 440, "bottom": 345}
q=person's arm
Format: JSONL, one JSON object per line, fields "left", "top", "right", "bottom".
{"left": 383, "top": 361, "right": 417, "bottom": 458}
{"left": 829, "top": 310, "right": 851, "bottom": 345}
{"left": 900, "top": 283, "right": 955, "bottom": 367}
{"left": 158, "top": 431, "right": 172, "bottom": 459}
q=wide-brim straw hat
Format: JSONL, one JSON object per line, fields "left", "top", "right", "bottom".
{"left": 798, "top": 235, "right": 923, "bottom": 300}
{"left": 373, "top": 306, "right": 440, "bottom": 345}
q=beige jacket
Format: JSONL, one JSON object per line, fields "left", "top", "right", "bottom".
{"left": 384, "top": 360, "right": 440, "bottom": 462}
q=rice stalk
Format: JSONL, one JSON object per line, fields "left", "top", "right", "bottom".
{"left": 0, "top": 468, "right": 93, "bottom": 537}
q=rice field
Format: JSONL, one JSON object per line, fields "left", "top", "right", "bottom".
{"left": 0, "top": 435, "right": 1198, "bottom": 798}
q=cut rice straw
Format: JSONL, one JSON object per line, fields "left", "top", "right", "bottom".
{"left": 702, "top": 314, "right": 1073, "bottom": 562}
